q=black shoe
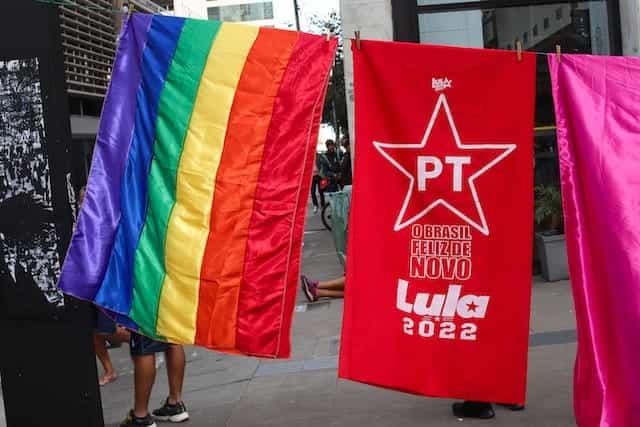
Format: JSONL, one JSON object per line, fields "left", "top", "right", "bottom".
{"left": 152, "top": 398, "right": 189, "bottom": 423}
{"left": 498, "top": 403, "right": 525, "bottom": 411}
{"left": 120, "top": 410, "right": 157, "bottom": 427}
{"left": 452, "top": 401, "right": 495, "bottom": 419}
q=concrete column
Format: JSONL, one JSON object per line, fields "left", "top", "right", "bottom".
{"left": 619, "top": 0, "right": 640, "bottom": 56}
{"left": 340, "top": 0, "right": 393, "bottom": 167}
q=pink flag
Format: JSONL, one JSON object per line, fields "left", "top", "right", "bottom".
{"left": 549, "top": 55, "right": 640, "bottom": 426}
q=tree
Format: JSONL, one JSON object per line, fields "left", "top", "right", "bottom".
{"left": 308, "top": 11, "right": 349, "bottom": 141}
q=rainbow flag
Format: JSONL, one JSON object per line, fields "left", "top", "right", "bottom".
{"left": 58, "top": 14, "right": 337, "bottom": 358}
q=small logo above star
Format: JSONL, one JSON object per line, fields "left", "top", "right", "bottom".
{"left": 432, "top": 77, "right": 452, "bottom": 92}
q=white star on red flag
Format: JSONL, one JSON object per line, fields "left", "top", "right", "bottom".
{"left": 374, "top": 94, "right": 516, "bottom": 235}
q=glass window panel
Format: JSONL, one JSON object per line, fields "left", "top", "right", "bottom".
{"left": 208, "top": 7, "right": 220, "bottom": 21}
{"left": 419, "top": 10, "right": 485, "bottom": 48}
{"left": 207, "top": 2, "right": 274, "bottom": 22}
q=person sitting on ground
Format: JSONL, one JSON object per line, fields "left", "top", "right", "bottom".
{"left": 300, "top": 275, "right": 344, "bottom": 302}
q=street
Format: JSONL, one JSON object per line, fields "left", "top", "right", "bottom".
{"left": 93, "top": 207, "right": 578, "bottom": 427}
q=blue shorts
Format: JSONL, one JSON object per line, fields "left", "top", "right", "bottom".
{"left": 94, "top": 308, "right": 116, "bottom": 335}
{"left": 130, "top": 332, "right": 170, "bottom": 357}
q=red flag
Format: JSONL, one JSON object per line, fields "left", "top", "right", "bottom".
{"left": 339, "top": 40, "right": 536, "bottom": 404}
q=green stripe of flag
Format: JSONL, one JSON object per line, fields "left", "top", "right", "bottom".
{"left": 130, "top": 19, "right": 222, "bottom": 336}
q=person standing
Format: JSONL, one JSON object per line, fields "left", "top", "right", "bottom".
{"left": 79, "top": 186, "right": 129, "bottom": 386}
{"left": 318, "top": 140, "right": 340, "bottom": 192}
{"left": 338, "top": 137, "right": 352, "bottom": 187}
{"left": 93, "top": 310, "right": 128, "bottom": 385}
{"left": 120, "top": 335, "right": 189, "bottom": 427}
{"left": 310, "top": 153, "right": 325, "bottom": 214}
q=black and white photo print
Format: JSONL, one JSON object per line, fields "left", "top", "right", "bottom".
{"left": 0, "top": 58, "right": 64, "bottom": 308}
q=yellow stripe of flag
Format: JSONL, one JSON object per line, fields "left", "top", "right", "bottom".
{"left": 156, "top": 23, "right": 260, "bottom": 343}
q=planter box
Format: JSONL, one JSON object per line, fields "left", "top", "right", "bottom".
{"left": 535, "top": 232, "right": 569, "bottom": 282}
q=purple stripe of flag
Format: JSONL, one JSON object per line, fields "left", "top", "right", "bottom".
{"left": 58, "top": 14, "right": 152, "bottom": 299}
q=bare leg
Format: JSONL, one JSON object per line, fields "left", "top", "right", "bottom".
{"left": 111, "top": 326, "right": 131, "bottom": 344}
{"left": 133, "top": 354, "right": 156, "bottom": 418}
{"left": 316, "top": 289, "right": 344, "bottom": 298}
{"left": 166, "top": 345, "right": 185, "bottom": 404}
{"left": 94, "top": 334, "right": 117, "bottom": 385}
{"left": 317, "top": 276, "right": 345, "bottom": 291}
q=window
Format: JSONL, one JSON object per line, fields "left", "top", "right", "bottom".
{"left": 207, "top": 2, "right": 274, "bottom": 22}
{"left": 417, "top": 2, "right": 613, "bottom": 126}
{"left": 400, "top": 0, "right": 619, "bottom": 228}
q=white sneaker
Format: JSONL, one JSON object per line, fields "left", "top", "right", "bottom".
{"left": 313, "top": 206, "right": 318, "bottom": 214}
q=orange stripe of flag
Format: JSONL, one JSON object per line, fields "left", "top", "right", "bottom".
{"left": 195, "top": 28, "right": 300, "bottom": 349}
{"left": 236, "top": 34, "right": 339, "bottom": 356}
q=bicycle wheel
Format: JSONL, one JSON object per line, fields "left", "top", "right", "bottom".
{"left": 321, "top": 203, "right": 332, "bottom": 231}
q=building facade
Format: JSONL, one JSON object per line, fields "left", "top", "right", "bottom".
{"left": 205, "top": 0, "right": 276, "bottom": 25}
{"left": 172, "top": 0, "right": 208, "bottom": 18}
{"left": 340, "top": 0, "right": 638, "bottom": 145}
{"left": 340, "top": 0, "right": 636, "bottom": 273}
{"left": 172, "top": 0, "right": 296, "bottom": 28}
{"left": 59, "top": 0, "right": 166, "bottom": 181}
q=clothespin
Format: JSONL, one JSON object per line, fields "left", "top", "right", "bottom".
{"left": 555, "top": 45, "right": 562, "bottom": 63}
{"left": 354, "top": 30, "right": 361, "bottom": 50}
{"left": 516, "top": 40, "right": 523, "bottom": 62}
{"left": 325, "top": 31, "right": 331, "bottom": 42}
{"left": 129, "top": 2, "right": 134, "bottom": 15}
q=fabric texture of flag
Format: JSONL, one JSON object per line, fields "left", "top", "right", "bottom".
{"left": 549, "top": 54, "right": 640, "bottom": 426}
{"left": 58, "top": 14, "right": 337, "bottom": 358}
{"left": 339, "top": 40, "right": 536, "bottom": 403}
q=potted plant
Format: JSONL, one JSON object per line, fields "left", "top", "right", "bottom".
{"left": 534, "top": 184, "right": 569, "bottom": 281}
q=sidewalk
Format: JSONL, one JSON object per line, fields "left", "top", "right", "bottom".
{"left": 96, "top": 208, "right": 578, "bottom": 426}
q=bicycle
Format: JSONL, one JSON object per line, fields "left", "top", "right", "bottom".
{"left": 320, "top": 177, "right": 340, "bottom": 231}
{"left": 321, "top": 200, "right": 333, "bottom": 231}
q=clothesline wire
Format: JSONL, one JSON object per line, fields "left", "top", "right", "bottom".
{"left": 349, "top": 38, "right": 570, "bottom": 58}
